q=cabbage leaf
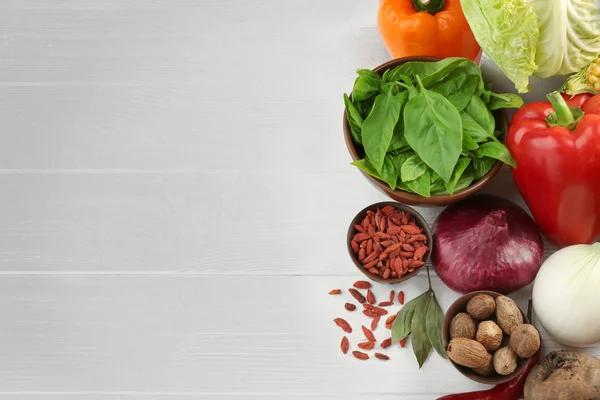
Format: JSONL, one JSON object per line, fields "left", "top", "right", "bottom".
{"left": 531, "top": 0, "right": 600, "bottom": 78}
{"left": 461, "top": 0, "right": 539, "bottom": 93}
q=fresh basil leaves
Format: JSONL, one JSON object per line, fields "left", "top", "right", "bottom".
{"left": 404, "top": 76, "right": 462, "bottom": 184}
{"left": 344, "top": 58, "right": 522, "bottom": 197}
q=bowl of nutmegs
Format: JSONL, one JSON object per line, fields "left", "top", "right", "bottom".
{"left": 442, "top": 291, "right": 541, "bottom": 384}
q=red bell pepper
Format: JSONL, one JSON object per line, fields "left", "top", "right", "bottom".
{"left": 507, "top": 91, "right": 600, "bottom": 247}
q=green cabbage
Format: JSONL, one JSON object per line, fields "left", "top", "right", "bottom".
{"left": 461, "top": 0, "right": 539, "bottom": 93}
{"left": 532, "top": 0, "right": 600, "bottom": 78}
{"left": 461, "top": 0, "right": 600, "bottom": 92}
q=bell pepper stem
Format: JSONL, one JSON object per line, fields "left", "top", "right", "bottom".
{"left": 412, "top": 0, "right": 446, "bottom": 14}
{"left": 547, "top": 91, "right": 577, "bottom": 128}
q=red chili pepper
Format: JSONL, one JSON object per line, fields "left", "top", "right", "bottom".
{"left": 506, "top": 91, "right": 600, "bottom": 247}
{"left": 436, "top": 350, "right": 540, "bottom": 400}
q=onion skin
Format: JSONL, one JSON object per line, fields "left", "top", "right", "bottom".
{"left": 532, "top": 243, "right": 600, "bottom": 346}
{"left": 432, "top": 194, "right": 543, "bottom": 294}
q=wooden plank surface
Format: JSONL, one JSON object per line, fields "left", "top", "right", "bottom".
{"left": 0, "top": 275, "right": 595, "bottom": 397}
{"left": 0, "top": 0, "right": 589, "bottom": 398}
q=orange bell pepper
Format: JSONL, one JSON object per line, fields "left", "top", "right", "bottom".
{"left": 378, "top": 0, "right": 480, "bottom": 61}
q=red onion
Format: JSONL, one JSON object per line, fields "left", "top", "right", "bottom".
{"left": 432, "top": 194, "right": 543, "bottom": 295}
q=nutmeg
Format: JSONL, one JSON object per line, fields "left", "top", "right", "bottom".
{"left": 510, "top": 324, "right": 540, "bottom": 358}
{"left": 447, "top": 338, "right": 489, "bottom": 368}
{"left": 476, "top": 320, "right": 503, "bottom": 352}
{"left": 495, "top": 296, "right": 523, "bottom": 335}
{"left": 493, "top": 346, "right": 518, "bottom": 375}
{"left": 472, "top": 351, "right": 495, "bottom": 376}
{"left": 450, "top": 312, "right": 476, "bottom": 339}
{"left": 466, "top": 294, "right": 496, "bottom": 320}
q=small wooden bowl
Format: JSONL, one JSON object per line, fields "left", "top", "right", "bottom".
{"left": 343, "top": 56, "right": 508, "bottom": 207}
{"left": 347, "top": 201, "right": 433, "bottom": 284}
{"left": 442, "top": 291, "right": 530, "bottom": 385}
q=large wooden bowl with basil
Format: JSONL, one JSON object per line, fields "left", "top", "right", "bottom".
{"left": 343, "top": 56, "right": 512, "bottom": 207}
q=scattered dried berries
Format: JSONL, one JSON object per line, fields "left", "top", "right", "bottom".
{"left": 366, "top": 289, "right": 376, "bottom": 304}
{"left": 362, "top": 325, "right": 376, "bottom": 342}
{"left": 330, "top": 283, "right": 410, "bottom": 361}
{"left": 353, "top": 350, "right": 369, "bottom": 360}
{"left": 371, "top": 315, "right": 380, "bottom": 331}
{"left": 353, "top": 281, "right": 371, "bottom": 289}
{"left": 340, "top": 336, "right": 349, "bottom": 354}
{"left": 358, "top": 341, "right": 375, "bottom": 350}
{"left": 334, "top": 318, "right": 352, "bottom": 333}
{"left": 348, "top": 288, "right": 366, "bottom": 304}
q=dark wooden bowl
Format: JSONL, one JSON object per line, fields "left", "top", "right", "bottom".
{"left": 442, "top": 291, "right": 530, "bottom": 385}
{"left": 347, "top": 201, "right": 432, "bottom": 284}
{"left": 343, "top": 56, "right": 508, "bottom": 207}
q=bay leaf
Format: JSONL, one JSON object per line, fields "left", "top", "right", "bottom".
{"left": 426, "top": 293, "right": 447, "bottom": 359}
{"left": 411, "top": 293, "right": 433, "bottom": 369}
{"left": 391, "top": 291, "right": 429, "bottom": 343}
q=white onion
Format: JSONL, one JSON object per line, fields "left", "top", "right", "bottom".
{"left": 533, "top": 243, "right": 600, "bottom": 347}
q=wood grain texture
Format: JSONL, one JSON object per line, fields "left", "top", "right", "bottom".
{"left": 0, "top": 275, "right": 594, "bottom": 397}
{"left": 0, "top": 0, "right": 577, "bottom": 398}
{"left": 0, "top": 171, "right": 557, "bottom": 274}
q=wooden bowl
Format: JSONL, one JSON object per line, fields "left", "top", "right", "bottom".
{"left": 347, "top": 201, "right": 432, "bottom": 284}
{"left": 343, "top": 56, "right": 508, "bottom": 207}
{"left": 442, "top": 291, "right": 530, "bottom": 384}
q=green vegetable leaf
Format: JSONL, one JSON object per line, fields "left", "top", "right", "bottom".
{"left": 351, "top": 156, "right": 399, "bottom": 190}
{"left": 420, "top": 58, "right": 470, "bottom": 88}
{"left": 489, "top": 92, "right": 524, "bottom": 110}
{"left": 400, "top": 155, "right": 428, "bottom": 182}
{"left": 362, "top": 91, "right": 402, "bottom": 173}
{"left": 462, "top": 130, "right": 479, "bottom": 151}
{"left": 472, "top": 157, "right": 497, "bottom": 180}
{"left": 484, "top": 79, "right": 493, "bottom": 92}
{"left": 480, "top": 90, "right": 491, "bottom": 105}
{"left": 391, "top": 151, "right": 413, "bottom": 173}
{"left": 529, "top": 0, "right": 600, "bottom": 79}
{"left": 430, "top": 71, "right": 480, "bottom": 111}
{"left": 465, "top": 95, "right": 495, "bottom": 136}
{"left": 473, "top": 141, "right": 517, "bottom": 168}
{"left": 430, "top": 179, "right": 447, "bottom": 195}
{"left": 461, "top": 111, "right": 492, "bottom": 143}
{"left": 389, "top": 92, "right": 410, "bottom": 152}
{"left": 351, "top": 159, "right": 383, "bottom": 181}
{"left": 404, "top": 77, "right": 462, "bottom": 183}
{"left": 432, "top": 172, "right": 475, "bottom": 195}
{"left": 405, "top": 170, "right": 431, "bottom": 198}
{"left": 343, "top": 94, "right": 364, "bottom": 144}
{"left": 391, "top": 291, "right": 429, "bottom": 343}
{"left": 383, "top": 64, "right": 414, "bottom": 84}
{"left": 460, "top": 0, "right": 539, "bottom": 93}
{"left": 445, "top": 157, "right": 471, "bottom": 194}
{"left": 454, "top": 172, "right": 475, "bottom": 191}
{"left": 355, "top": 97, "right": 375, "bottom": 119}
{"left": 411, "top": 292, "right": 433, "bottom": 369}
{"left": 379, "top": 154, "right": 399, "bottom": 189}
{"left": 381, "top": 68, "right": 392, "bottom": 84}
{"left": 404, "top": 58, "right": 466, "bottom": 87}
{"left": 396, "top": 180, "right": 411, "bottom": 192}
{"left": 426, "top": 293, "right": 447, "bottom": 359}
{"left": 381, "top": 81, "right": 401, "bottom": 96}
{"left": 352, "top": 69, "right": 381, "bottom": 102}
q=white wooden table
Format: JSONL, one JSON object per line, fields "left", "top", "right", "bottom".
{"left": 0, "top": 1, "right": 597, "bottom": 398}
